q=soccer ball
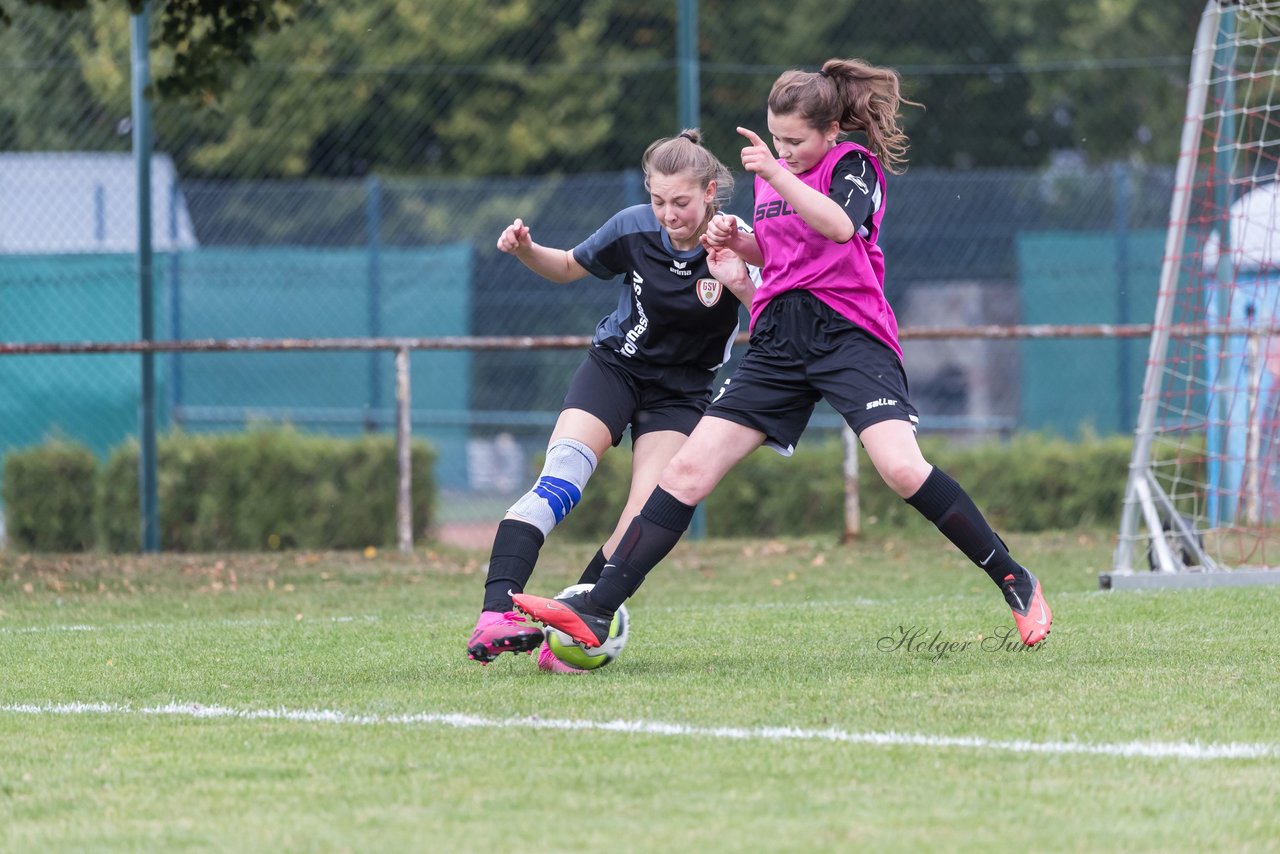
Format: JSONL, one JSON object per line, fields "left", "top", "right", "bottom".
{"left": 543, "top": 583, "right": 629, "bottom": 670}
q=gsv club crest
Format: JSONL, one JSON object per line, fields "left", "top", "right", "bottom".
{"left": 696, "top": 277, "right": 722, "bottom": 307}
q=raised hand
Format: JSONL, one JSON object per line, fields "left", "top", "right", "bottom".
{"left": 702, "top": 213, "right": 740, "bottom": 247}
{"left": 704, "top": 243, "right": 756, "bottom": 306}
{"left": 705, "top": 244, "right": 744, "bottom": 279}
{"left": 737, "top": 127, "right": 777, "bottom": 179}
{"left": 496, "top": 218, "right": 533, "bottom": 254}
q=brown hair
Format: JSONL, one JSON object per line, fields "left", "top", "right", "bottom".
{"left": 641, "top": 128, "right": 735, "bottom": 210}
{"left": 767, "top": 59, "right": 921, "bottom": 174}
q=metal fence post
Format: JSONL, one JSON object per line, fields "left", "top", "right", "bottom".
{"left": 132, "top": 4, "right": 159, "bottom": 553}
{"left": 169, "top": 176, "right": 184, "bottom": 427}
{"left": 1113, "top": 162, "right": 1132, "bottom": 432}
{"left": 396, "top": 346, "right": 413, "bottom": 553}
{"left": 841, "top": 423, "right": 860, "bottom": 543}
{"left": 367, "top": 176, "right": 383, "bottom": 431}
{"left": 676, "top": 0, "right": 699, "bottom": 131}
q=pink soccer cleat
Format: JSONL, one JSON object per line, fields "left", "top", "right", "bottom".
{"left": 537, "top": 644, "right": 587, "bottom": 675}
{"left": 466, "top": 610, "right": 544, "bottom": 664}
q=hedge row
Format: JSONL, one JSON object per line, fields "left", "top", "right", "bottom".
{"left": 556, "top": 431, "right": 1162, "bottom": 542}
{"left": 3, "top": 429, "right": 436, "bottom": 553}
{"left": 1, "top": 440, "right": 99, "bottom": 552}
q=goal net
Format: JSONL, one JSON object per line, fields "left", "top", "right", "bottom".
{"left": 1114, "top": 1, "right": 1280, "bottom": 579}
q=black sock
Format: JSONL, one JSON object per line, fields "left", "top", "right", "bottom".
{"left": 905, "top": 467, "right": 1032, "bottom": 602}
{"left": 577, "top": 548, "right": 608, "bottom": 586}
{"left": 481, "top": 519, "right": 545, "bottom": 612}
{"left": 587, "top": 487, "right": 695, "bottom": 613}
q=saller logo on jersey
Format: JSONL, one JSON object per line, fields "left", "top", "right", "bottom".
{"left": 754, "top": 199, "right": 796, "bottom": 221}
{"left": 696, "top": 277, "right": 722, "bottom": 307}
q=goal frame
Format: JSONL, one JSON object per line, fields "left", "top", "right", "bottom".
{"left": 1109, "top": 0, "right": 1280, "bottom": 589}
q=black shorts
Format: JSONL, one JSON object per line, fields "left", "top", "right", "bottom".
{"left": 561, "top": 347, "right": 716, "bottom": 446}
{"left": 706, "top": 291, "right": 918, "bottom": 455}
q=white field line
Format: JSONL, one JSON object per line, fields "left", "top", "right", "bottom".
{"left": 0, "top": 701, "right": 1275, "bottom": 762}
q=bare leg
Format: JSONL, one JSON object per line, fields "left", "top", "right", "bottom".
{"left": 857, "top": 419, "right": 932, "bottom": 497}
{"left": 658, "top": 416, "right": 767, "bottom": 505}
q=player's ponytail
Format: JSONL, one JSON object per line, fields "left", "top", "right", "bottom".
{"left": 768, "top": 59, "right": 921, "bottom": 175}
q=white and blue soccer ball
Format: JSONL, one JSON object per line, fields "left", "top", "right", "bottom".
{"left": 543, "top": 583, "right": 630, "bottom": 670}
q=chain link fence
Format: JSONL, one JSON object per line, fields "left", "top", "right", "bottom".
{"left": 1, "top": 0, "right": 1202, "bottom": 544}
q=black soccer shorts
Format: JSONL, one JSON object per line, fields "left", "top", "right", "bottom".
{"left": 705, "top": 291, "right": 918, "bottom": 455}
{"left": 561, "top": 347, "right": 715, "bottom": 446}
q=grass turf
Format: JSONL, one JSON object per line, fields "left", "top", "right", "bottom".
{"left": 2, "top": 529, "right": 1278, "bottom": 851}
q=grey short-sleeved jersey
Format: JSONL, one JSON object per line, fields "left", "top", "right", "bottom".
{"left": 572, "top": 204, "right": 754, "bottom": 371}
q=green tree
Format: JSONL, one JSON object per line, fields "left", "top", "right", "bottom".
{"left": 1, "top": 0, "right": 308, "bottom": 99}
{"left": 0, "top": 0, "right": 1218, "bottom": 177}
{"left": 699, "top": 0, "right": 1047, "bottom": 169}
{"left": 162, "top": 1, "right": 649, "bottom": 178}
{"left": 984, "top": 0, "right": 1204, "bottom": 166}
{"left": 0, "top": 5, "right": 125, "bottom": 152}
{"left": 9, "top": 0, "right": 677, "bottom": 178}
{"left": 698, "top": 0, "right": 1206, "bottom": 169}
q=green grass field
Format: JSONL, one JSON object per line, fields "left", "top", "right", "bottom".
{"left": 2, "top": 528, "right": 1278, "bottom": 852}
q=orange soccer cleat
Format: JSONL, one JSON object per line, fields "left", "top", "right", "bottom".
{"left": 512, "top": 591, "right": 613, "bottom": 648}
{"left": 1003, "top": 571, "right": 1052, "bottom": 646}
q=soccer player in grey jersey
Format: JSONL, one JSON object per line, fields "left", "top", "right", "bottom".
{"left": 467, "top": 130, "right": 760, "bottom": 673}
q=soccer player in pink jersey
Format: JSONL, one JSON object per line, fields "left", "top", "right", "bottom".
{"left": 515, "top": 58, "right": 1052, "bottom": 650}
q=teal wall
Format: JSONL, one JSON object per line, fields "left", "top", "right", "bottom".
{"left": 0, "top": 255, "right": 154, "bottom": 462}
{"left": 1017, "top": 229, "right": 1164, "bottom": 435}
{"left": 0, "top": 244, "right": 471, "bottom": 489}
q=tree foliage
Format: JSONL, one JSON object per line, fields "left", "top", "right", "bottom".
{"left": 1, "top": 0, "right": 308, "bottom": 99}
{"left": 1, "top": 0, "right": 1209, "bottom": 177}
{"left": 698, "top": 0, "right": 1050, "bottom": 168}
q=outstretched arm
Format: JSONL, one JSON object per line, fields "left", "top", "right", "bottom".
{"left": 737, "top": 127, "right": 856, "bottom": 244}
{"left": 497, "top": 218, "right": 589, "bottom": 283}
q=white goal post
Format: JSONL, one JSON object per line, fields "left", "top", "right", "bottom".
{"left": 1111, "top": 0, "right": 1280, "bottom": 587}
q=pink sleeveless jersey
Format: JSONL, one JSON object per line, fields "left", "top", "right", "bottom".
{"left": 749, "top": 141, "right": 900, "bottom": 359}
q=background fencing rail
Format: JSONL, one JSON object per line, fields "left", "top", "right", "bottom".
{"left": 1, "top": 321, "right": 1212, "bottom": 549}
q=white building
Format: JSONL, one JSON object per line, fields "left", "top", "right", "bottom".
{"left": 0, "top": 151, "right": 197, "bottom": 254}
